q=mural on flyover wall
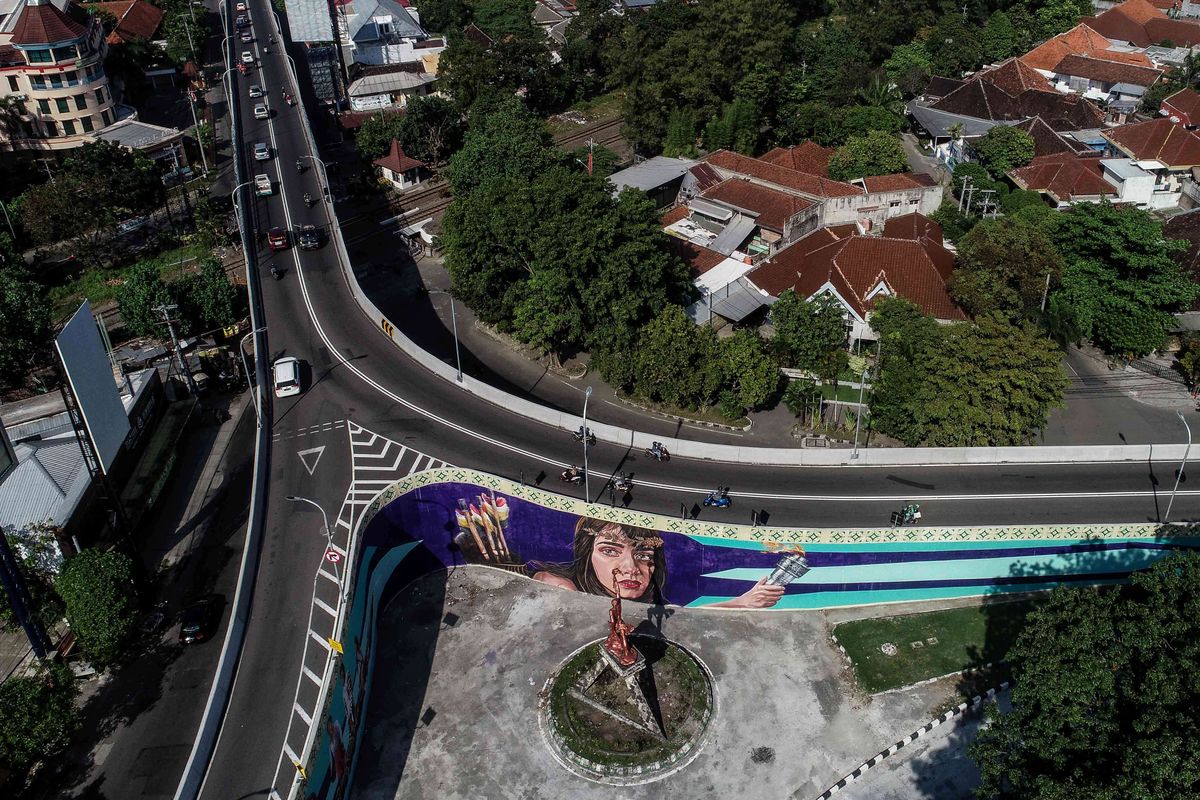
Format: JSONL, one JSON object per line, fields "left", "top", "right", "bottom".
{"left": 298, "top": 472, "right": 1200, "bottom": 800}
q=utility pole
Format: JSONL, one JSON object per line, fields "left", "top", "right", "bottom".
{"left": 957, "top": 176, "right": 973, "bottom": 213}
{"left": 155, "top": 303, "right": 199, "bottom": 395}
{"left": 586, "top": 137, "right": 594, "bottom": 176}
{"left": 1040, "top": 269, "right": 1052, "bottom": 313}
{"left": 186, "top": 89, "right": 209, "bottom": 174}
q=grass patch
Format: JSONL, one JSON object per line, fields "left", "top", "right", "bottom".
{"left": 834, "top": 600, "right": 1036, "bottom": 694}
{"left": 545, "top": 90, "right": 626, "bottom": 135}
{"left": 820, "top": 382, "right": 866, "bottom": 403}
{"left": 48, "top": 244, "right": 211, "bottom": 319}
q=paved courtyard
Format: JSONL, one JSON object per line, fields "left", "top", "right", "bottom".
{"left": 349, "top": 568, "right": 984, "bottom": 800}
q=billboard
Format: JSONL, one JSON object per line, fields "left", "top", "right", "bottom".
{"left": 55, "top": 302, "right": 129, "bottom": 474}
{"left": 0, "top": 419, "right": 14, "bottom": 486}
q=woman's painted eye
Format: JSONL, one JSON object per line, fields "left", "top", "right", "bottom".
{"left": 599, "top": 546, "right": 621, "bottom": 557}
{"left": 635, "top": 551, "right": 653, "bottom": 562}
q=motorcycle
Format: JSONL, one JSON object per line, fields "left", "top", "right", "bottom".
{"left": 559, "top": 467, "right": 585, "bottom": 485}
{"left": 703, "top": 486, "right": 732, "bottom": 509}
{"left": 284, "top": 92, "right": 295, "bottom": 107}
{"left": 303, "top": 192, "right": 314, "bottom": 208}
{"left": 644, "top": 442, "right": 670, "bottom": 462}
{"left": 572, "top": 426, "right": 596, "bottom": 446}
{"left": 612, "top": 473, "right": 632, "bottom": 493}
{"left": 263, "top": 46, "right": 271, "bottom": 54}
{"left": 295, "top": 159, "right": 304, "bottom": 173}
{"left": 270, "top": 264, "right": 282, "bottom": 280}
{"left": 891, "top": 503, "right": 922, "bottom": 527}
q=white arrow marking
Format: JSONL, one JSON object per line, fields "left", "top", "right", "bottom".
{"left": 297, "top": 445, "right": 326, "bottom": 476}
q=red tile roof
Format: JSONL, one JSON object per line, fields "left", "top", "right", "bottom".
{"left": 1103, "top": 117, "right": 1200, "bottom": 166}
{"left": 759, "top": 141, "right": 834, "bottom": 177}
{"left": 667, "top": 238, "right": 726, "bottom": 278}
{"left": 704, "top": 150, "right": 864, "bottom": 198}
{"left": 1162, "top": 87, "right": 1200, "bottom": 126}
{"left": 1085, "top": 0, "right": 1200, "bottom": 47}
{"left": 860, "top": 172, "right": 937, "bottom": 193}
{"left": 688, "top": 163, "right": 723, "bottom": 192}
{"left": 1007, "top": 152, "right": 1113, "bottom": 202}
{"left": 1012, "top": 116, "right": 1092, "bottom": 157}
{"left": 748, "top": 228, "right": 964, "bottom": 320}
{"left": 1020, "top": 23, "right": 1156, "bottom": 71}
{"left": 1050, "top": 54, "right": 1161, "bottom": 86}
{"left": 660, "top": 205, "right": 689, "bottom": 226}
{"left": 930, "top": 58, "right": 1105, "bottom": 130}
{"left": 92, "top": 0, "right": 163, "bottom": 44}
{"left": 882, "top": 212, "right": 943, "bottom": 245}
{"left": 699, "top": 179, "right": 813, "bottom": 231}
{"left": 374, "top": 139, "right": 424, "bottom": 173}
{"left": 11, "top": 0, "right": 89, "bottom": 46}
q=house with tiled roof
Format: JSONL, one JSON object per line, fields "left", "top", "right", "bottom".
{"left": 908, "top": 58, "right": 1106, "bottom": 166}
{"left": 701, "top": 145, "right": 942, "bottom": 233}
{"left": 336, "top": 0, "right": 440, "bottom": 68}
{"left": 1047, "top": 54, "right": 1161, "bottom": 109}
{"left": 374, "top": 138, "right": 427, "bottom": 190}
{"left": 1020, "top": 24, "right": 1155, "bottom": 72}
{"left": 1008, "top": 152, "right": 1125, "bottom": 206}
{"left": 1085, "top": 0, "right": 1200, "bottom": 47}
{"left": 1161, "top": 87, "right": 1200, "bottom": 128}
{"left": 745, "top": 213, "right": 965, "bottom": 342}
{"left": 0, "top": 0, "right": 122, "bottom": 151}
{"left": 1102, "top": 117, "right": 1200, "bottom": 207}
{"left": 1011, "top": 116, "right": 1095, "bottom": 158}
{"left": 89, "top": 0, "right": 162, "bottom": 45}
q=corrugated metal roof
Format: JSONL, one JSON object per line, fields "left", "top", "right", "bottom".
{"left": 709, "top": 214, "right": 756, "bottom": 256}
{"left": 288, "top": 0, "right": 335, "bottom": 43}
{"left": 0, "top": 435, "right": 87, "bottom": 530}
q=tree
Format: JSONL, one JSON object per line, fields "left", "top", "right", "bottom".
{"left": 951, "top": 162, "right": 1009, "bottom": 213}
{"left": 117, "top": 261, "right": 173, "bottom": 338}
{"left": 973, "top": 125, "right": 1035, "bottom": 176}
{"left": 827, "top": 131, "right": 908, "bottom": 180}
{"left": 799, "top": 23, "right": 870, "bottom": 104}
{"left": 980, "top": 10, "right": 1018, "bottom": 62}
{"left": 855, "top": 75, "right": 905, "bottom": 117}
{"left": 926, "top": 13, "right": 984, "bottom": 76}
{"left": 912, "top": 313, "right": 1066, "bottom": 446}
{"left": 971, "top": 553, "right": 1200, "bottom": 800}
{"left": 414, "top": 0, "right": 467, "bottom": 33}
{"left": 191, "top": 194, "right": 230, "bottom": 248}
{"left": 0, "top": 661, "right": 78, "bottom": 776}
{"left": 869, "top": 297, "right": 944, "bottom": 445}
{"left": 177, "top": 256, "right": 239, "bottom": 335}
{"left": 720, "top": 329, "right": 780, "bottom": 413}
{"left": 1035, "top": 0, "right": 1093, "bottom": 41}
{"left": 836, "top": 105, "right": 904, "bottom": 139}
{"left": 613, "top": 305, "right": 726, "bottom": 410}
{"left": 0, "top": 266, "right": 52, "bottom": 388}
{"left": 396, "top": 94, "right": 465, "bottom": 167}
{"left": 661, "top": 109, "right": 699, "bottom": 158}
{"left": 951, "top": 217, "right": 1062, "bottom": 319}
{"left": 55, "top": 549, "right": 137, "bottom": 668}
{"left": 703, "top": 98, "right": 760, "bottom": 154}
{"left": 445, "top": 96, "right": 558, "bottom": 197}
{"left": 770, "top": 290, "right": 849, "bottom": 376}
{"left": 1048, "top": 203, "right": 1197, "bottom": 356}
{"left": 572, "top": 143, "right": 621, "bottom": 177}
{"left": 883, "top": 42, "right": 933, "bottom": 96}
{"left": 472, "top": 0, "right": 535, "bottom": 39}
{"left": 354, "top": 112, "right": 406, "bottom": 162}
{"left": 930, "top": 199, "right": 977, "bottom": 242}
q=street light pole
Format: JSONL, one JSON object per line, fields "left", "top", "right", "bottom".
{"left": 427, "top": 290, "right": 462, "bottom": 382}
{"left": 851, "top": 363, "right": 867, "bottom": 460}
{"left": 1167, "top": 410, "right": 1192, "bottom": 523}
{"left": 582, "top": 385, "right": 593, "bottom": 500}
{"left": 286, "top": 495, "right": 340, "bottom": 580}
{"left": 239, "top": 326, "right": 266, "bottom": 427}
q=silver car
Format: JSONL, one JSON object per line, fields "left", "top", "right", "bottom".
{"left": 248, "top": 83, "right": 263, "bottom": 98}
{"left": 253, "top": 142, "right": 270, "bottom": 160}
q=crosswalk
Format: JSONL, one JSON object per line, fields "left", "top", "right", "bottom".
{"left": 270, "top": 421, "right": 450, "bottom": 799}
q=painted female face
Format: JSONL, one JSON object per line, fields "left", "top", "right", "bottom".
{"left": 590, "top": 535, "right": 656, "bottom": 599}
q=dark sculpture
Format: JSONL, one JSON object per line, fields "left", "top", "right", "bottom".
{"left": 603, "top": 569, "right": 639, "bottom": 667}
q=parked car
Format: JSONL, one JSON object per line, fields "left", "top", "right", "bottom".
{"left": 254, "top": 174, "right": 272, "bottom": 196}
{"left": 267, "top": 226, "right": 289, "bottom": 251}
{"left": 253, "top": 142, "right": 271, "bottom": 161}
{"left": 253, "top": 103, "right": 269, "bottom": 119}
{"left": 241, "top": 50, "right": 254, "bottom": 64}
{"left": 240, "top": 30, "right": 252, "bottom": 42}
{"left": 248, "top": 83, "right": 263, "bottom": 98}
{"left": 236, "top": 2, "right": 247, "bottom": 11}
{"left": 297, "top": 225, "right": 323, "bottom": 250}
{"left": 179, "top": 597, "right": 220, "bottom": 645}
{"left": 272, "top": 357, "right": 302, "bottom": 397}
{"left": 235, "top": 13, "right": 248, "bottom": 27}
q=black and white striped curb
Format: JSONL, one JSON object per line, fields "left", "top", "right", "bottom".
{"left": 812, "top": 681, "right": 1011, "bottom": 799}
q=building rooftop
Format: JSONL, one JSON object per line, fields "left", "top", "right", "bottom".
{"left": 1008, "top": 152, "right": 1113, "bottom": 202}
{"left": 704, "top": 149, "right": 864, "bottom": 199}
{"left": 374, "top": 138, "right": 423, "bottom": 173}
{"left": 1103, "top": 117, "right": 1200, "bottom": 168}
{"left": 699, "top": 178, "right": 813, "bottom": 232}
{"left": 90, "top": 0, "right": 162, "bottom": 43}
{"left": 93, "top": 118, "right": 183, "bottom": 149}
{"left": 925, "top": 58, "right": 1105, "bottom": 131}
{"left": 1051, "top": 54, "right": 1161, "bottom": 87}
{"left": 1020, "top": 23, "right": 1155, "bottom": 71}
{"left": 287, "top": 0, "right": 335, "bottom": 42}
{"left": 607, "top": 155, "right": 695, "bottom": 193}
{"left": 9, "top": 0, "right": 88, "bottom": 46}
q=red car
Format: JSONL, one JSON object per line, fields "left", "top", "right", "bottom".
{"left": 267, "top": 227, "right": 289, "bottom": 251}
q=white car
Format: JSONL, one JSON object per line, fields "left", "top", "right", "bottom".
{"left": 241, "top": 50, "right": 254, "bottom": 64}
{"left": 253, "top": 103, "right": 269, "bottom": 119}
{"left": 236, "top": 2, "right": 247, "bottom": 11}
{"left": 240, "top": 31, "right": 252, "bottom": 42}
{"left": 272, "top": 357, "right": 302, "bottom": 398}
{"left": 248, "top": 83, "right": 263, "bottom": 98}
{"left": 253, "top": 142, "right": 270, "bottom": 160}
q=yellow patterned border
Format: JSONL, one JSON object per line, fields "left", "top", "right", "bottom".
{"left": 358, "top": 468, "right": 1200, "bottom": 546}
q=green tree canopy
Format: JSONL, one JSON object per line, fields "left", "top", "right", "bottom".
{"left": 396, "top": 95, "right": 466, "bottom": 167}
{"left": 177, "top": 257, "right": 240, "bottom": 335}
{"left": 703, "top": 97, "right": 761, "bottom": 154}
{"left": 827, "top": 130, "right": 908, "bottom": 181}
{"left": 721, "top": 329, "right": 781, "bottom": 413}
{"left": 0, "top": 662, "right": 78, "bottom": 776}
{"left": 472, "top": 0, "right": 535, "bottom": 39}
{"left": 609, "top": 305, "right": 726, "bottom": 410}
{"left": 1048, "top": 203, "right": 1196, "bottom": 356}
{"left": 413, "top": 0, "right": 467, "bottom": 33}
{"left": 116, "top": 261, "right": 173, "bottom": 338}
{"left": 354, "top": 112, "right": 406, "bottom": 162}
{"left": 925, "top": 13, "right": 983, "bottom": 76}
{"left": 55, "top": 549, "right": 137, "bottom": 668}
{"left": 980, "top": 10, "right": 1018, "bottom": 61}
{"left": 951, "top": 217, "right": 1062, "bottom": 319}
{"left": 770, "top": 290, "right": 849, "bottom": 377}
{"left": 971, "top": 553, "right": 1200, "bottom": 800}
{"left": 0, "top": 266, "right": 52, "bottom": 388}
{"left": 445, "top": 96, "right": 558, "bottom": 196}
{"left": 973, "top": 125, "right": 1036, "bottom": 176}
{"left": 868, "top": 297, "right": 943, "bottom": 445}
{"left": 883, "top": 43, "right": 933, "bottom": 96}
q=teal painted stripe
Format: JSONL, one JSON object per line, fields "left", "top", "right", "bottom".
{"left": 687, "top": 578, "right": 1128, "bottom": 610}
{"left": 685, "top": 534, "right": 1200, "bottom": 553}
{"left": 703, "top": 548, "right": 1167, "bottom": 585}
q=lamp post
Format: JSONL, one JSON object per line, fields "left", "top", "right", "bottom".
{"left": 239, "top": 326, "right": 266, "bottom": 427}
{"left": 286, "top": 495, "right": 339, "bottom": 580}
{"left": 0, "top": 199, "right": 15, "bottom": 241}
{"left": 582, "top": 385, "right": 593, "bottom": 500}
{"left": 1166, "top": 410, "right": 1192, "bottom": 523}
{"left": 427, "top": 289, "right": 462, "bottom": 382}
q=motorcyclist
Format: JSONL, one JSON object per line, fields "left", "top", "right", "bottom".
{"left": 270, "top": 264, "right": 281, "bottom": 279}
{"left": 295, "top": 158, "right": 303, "bottom": 172}
{"left": 562, "top": 465, "right": 582, "bottom": 482}
{"left": 303, "top": 191, "right": 312, "bottom": 206}
{"left": 269, "top": 34, "right": 275, "bottom": 43}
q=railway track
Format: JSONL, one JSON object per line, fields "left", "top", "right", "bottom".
{"left": 553, "top": 116, "right": 625, "bottom": 152}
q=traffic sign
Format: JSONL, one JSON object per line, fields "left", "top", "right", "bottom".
{"left": 325, "top": 548, "right": 341, "bottom": 563}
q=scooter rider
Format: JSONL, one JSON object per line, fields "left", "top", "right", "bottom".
{"left": 303, "top": 191, "right": 313, "bottom": 207}
{"left": 295, "top": 158, "right": 304, "bottom": 173}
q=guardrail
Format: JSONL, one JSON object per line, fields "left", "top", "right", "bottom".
{"left": 173, "top": 1, "right": 273, "bottom": 797}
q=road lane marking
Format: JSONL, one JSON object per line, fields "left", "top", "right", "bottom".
{"left": 317, "top": 568, "right": 338, "bottom": 584}
{"left": 296, "top": 445, "right": 326, "bottom": 475}
{"left": 302, "top": 665, "right": 321, "bottom": 685}
{"left": 312, "top": 597, "right": 337, "bottom": 617}
{"left": 309, "top": 630, "right": 331, "bottom": 650}
{"left": 292, "top": 702, "right": 312, "bottom": 726}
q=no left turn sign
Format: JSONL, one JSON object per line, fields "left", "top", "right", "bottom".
{"left": 325, "top": 548, "right": 342, "bottom": 563}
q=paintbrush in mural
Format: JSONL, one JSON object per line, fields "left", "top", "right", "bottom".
{"left": 455, "top": 499, "right": 491, "bottom": 561}
{"left": 481, "top": 493, "right": 511, "bottom": 558}
{"left": 470, "top": 500, "right": 503, "bottom": 560}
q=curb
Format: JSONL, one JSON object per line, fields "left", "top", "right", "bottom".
{"left": 613, "top": 394, "right": 751, "bottom": 432}
{"left": 812, "top": 681, "right": 1010, "bottom": 799}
